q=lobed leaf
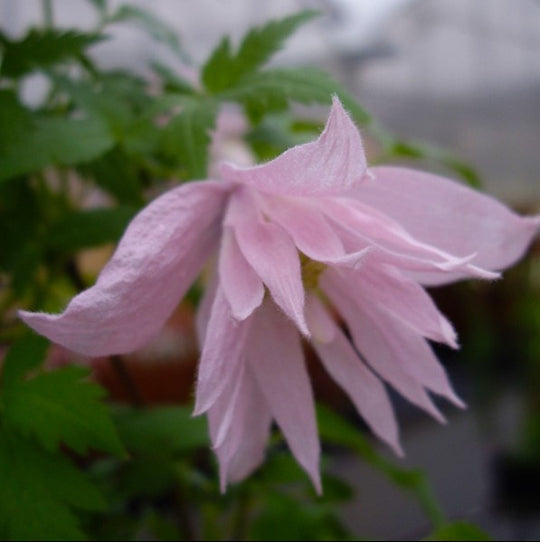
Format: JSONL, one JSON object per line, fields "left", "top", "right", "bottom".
{"left": 2, "top": 363, "right": 125, "bottom": 456}
{"left": 202, "top": 10, "right": 318, "bottom": 93}
{"left": 0, "top": 428, "right": 105, "bottom": 541}
{"left": 0, "top": 29, "right": 103, "bottom": 78}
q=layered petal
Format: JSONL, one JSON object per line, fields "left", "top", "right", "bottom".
{"left": 210, "top": 367, "right": 272, "bottom": 491}
{"left": 248, "top": 298, "right": 321, "bottom": 493}
{"left": 228, "top": 188, "right": 309, "bottom": 336}
{"left": 220, "top": 97, "right": 367, "bottom": 197}
{"left": 194, "top": 286, "right": 252, "bottom": 415}
{"left": 356, "top": 167, "right": 540, "bottom": 284}
{"left": 306, "top": 294, "right": 402, "bottom": 455}
{"left": 20, "top": 181, "right": 230, "bottom": 356}
{"left": 322, "top": 269, "right": 446, "bottom": 422}
{"left": 218, "top": 227, "right": 264, "bottom": 320}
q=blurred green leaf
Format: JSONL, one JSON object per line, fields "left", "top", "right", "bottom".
{"left": 202, "top": 10, "right": 318, "bottom": 93}
{"left": 2, "top": 362, "right": 125, "bottom": 456}
{"left": 0, "top": 29, "right": 103, "bottom": 78}
{"left": 424, "top": 521, "right": 492, "bottom": 541}
{"left": 0, "top": 106, "right": 114, "bottom": 182}
{"left": 78, "top": 147, "right": 143, "bottom": 204}
{"left": 0, "top": 334, "right": 49, "bottom": 389}
{"left": 160, "top": 97, "right": 217, "bottom": 179}
{"left": 47, "top": 205, "right": 137, "bottom": 252}
{"left": 0, "top": 428, "right": 105, "bottom": 541}
{"left": 151, "top": 61, "right": 196, "bottom": 94}
{"left": 106, "top": 5, "right": 185, "bottom": 57}
{"left": 114, "top": 405, "right": 208, "bottom": 455}
{"left": 222, "top": 67, "right": 371, "bottom": 125}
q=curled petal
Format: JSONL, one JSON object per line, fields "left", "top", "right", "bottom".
{"left": 248, "top": 299, "right": 321, "bottom": 493}
{"left": 322, "top": 269, "right": 446, "bottom": 422}
{"left": 20, "top": 181, "right": 230, "bottom": 357}
{"left": 355, "top": 263, "right": 458, "bottom": 348}
{"left": 262, "top": 196, "right": 346, "bottom": 261}
{"left": 220, "top": 96, "right": 367, "bottom": 197}
{"left": 356, "top": 167, "right": 540, "bottom": 284}
{"left": 193, "top": 287, "right": 251, "bottom": 416}
{"left": 307, "top": 294, "right": 402, "bottom": 455}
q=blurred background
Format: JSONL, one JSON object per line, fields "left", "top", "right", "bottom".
{"left": 1, "top": 0, "right": 539, "bottom": 539}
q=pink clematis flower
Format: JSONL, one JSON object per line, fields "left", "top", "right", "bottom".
{"left": 20, "top": 98, "right": 539, "bottom": 493}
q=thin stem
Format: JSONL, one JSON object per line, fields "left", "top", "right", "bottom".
{"left": 42, "top": 0, "right": 54, "bottom": 28}
{"left": 110, "top": 355, "right": 144, "bottom": 408}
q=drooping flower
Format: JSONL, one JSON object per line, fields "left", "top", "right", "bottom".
{"left": 20, "top": 98, "right": 539, "bottom": 493}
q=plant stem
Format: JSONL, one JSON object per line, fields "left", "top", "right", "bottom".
{"left": 110, "top": 355, "right": 144, "bottom": 408}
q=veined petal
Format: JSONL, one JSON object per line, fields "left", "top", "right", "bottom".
{"left": 355, "top": 263, "right": 458, "bottom": 348}
{"left": 20, "top": 181, "right": 230, "bottom": 357}
{"left": 306, "top": 294, "right": 402, "bottom": 455}
{"left": 322, "top": 269, "right": 446, "bottom": 422}
{"left": 219, "top": 227, "right": 264, "bottom": 320}
{"left": 220, "top": 97, "right": 367, "bottom": 197}
{"left": 356, "top": 167, "right": 540, "bottom": 284}
{"left": 248, "top": 299, "right": 321, "bottom": 493}
{"left": 262, "top": 196, "right": 346, "bottom": 261}
{"left": 229, "top": 189, "right": 309, "bottom": 336}
{"left": 193, "top": 287, "right": 251, "bottom": 416}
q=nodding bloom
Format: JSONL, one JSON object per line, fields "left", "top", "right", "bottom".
{"left": 20, "top": 98, "right": 539, "bottom": 493}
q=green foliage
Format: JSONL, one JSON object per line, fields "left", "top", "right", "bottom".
{"left": 1, "top": 336, "right": 125, "bottom": 456}
{"left": 202, "top": 10, "right": 318, "bottom": 93}
{"left": 424, "top": 521, "right": 492, "bottom": 541}
{"left": 0, "top": 99, "right": 114, "bottom": 182}
{"left": 160, "top": 97, "right": 218, "bottom": 179}
{"left": 0, "top": 429, "right": 105, "bottom": 541}
{"left": 0, "top": 29, "right": 102, "bottom": 77}
{"left": 223, "top": 67, "right": 371, "bottom": 125}
{"left": 47, "top": 206, "right": 137, "bottom": 252}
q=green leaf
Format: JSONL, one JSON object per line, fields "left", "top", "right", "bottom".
{"left": 202, "top": 10, "right": 318, "bottom": 93}
{"left": 0, "top": 29, "right": 103, "bottom": 78}
{"left": 114, "top": 405, "right": 208, "bottom": 455}
{"left": 222, "top": 67, "right": 371, "bottom": 125}
{"left": 151, "top": 61, "right": 196, "bottom": 94}
{"left": 0, "top": 428, "right": 105, "bottom": 541}
{"left": 3, "top": 365, "right": 125, "bottom": 456}
{"left": 78, "top": 147, "right": 143, "bottom": 204}
{"left": 0, "top": 108, "right": 115, "bottom": 183}
{"left": 47, "top": 205, "right": 137, "bottom": 252}
{"left": 106, "top": 5, "right": 185, "bottom": 57}
{"left": 0, "top": 334, "right": 49, "bottom": 390}
{"left": 424, "top": 521, "right": 492, "bottom": 541}
{"left": 160, "top": 97, "right": 218, "bottom": 179}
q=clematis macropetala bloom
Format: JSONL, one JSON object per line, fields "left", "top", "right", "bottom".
{"left": 20, "top": 98, "right": 539, "bottom": 493}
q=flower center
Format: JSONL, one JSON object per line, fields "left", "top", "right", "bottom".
{"left": 300, "top": 254, "right": 326, "bottom": 290}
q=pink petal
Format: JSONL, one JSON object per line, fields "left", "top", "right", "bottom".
{"left": 195, "top": 266, "right": 218, "bottom": 346}
{"left": 322, "top": 269, "right": 446, "bottom": 422}
{"left": 220, "top": 97, "right": 367, "bottom": 197}
{"left": 210, "top": 368, "right": 272, "bottom": 491}
{"left": 261, "top": 195, "right": 346, "bottom": 261}
{"left": 248, "top": 298, "right": 321, "bottom": 493}
{"left": 218, "top": 227, "right": 264, "bottom": 320}
{"left": 228, "top": 189, "right": 309, "bottom": 336}
{"left": 356, "top": 167, "right": 540, "bottom": 284}
{"left": 20, "top": 181, "right": 230, "bottom": 357}
{"left": 193, "top": 287, "right": 252, "bottom": 416}
{"left": 323, "top": 197, "right": 498, "bottom": 281}
{"left": 355, "top": 263, "right": 458, "bottom": 348}
{"left": 306, "top": 294, "right": 402, "bottom": 455}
